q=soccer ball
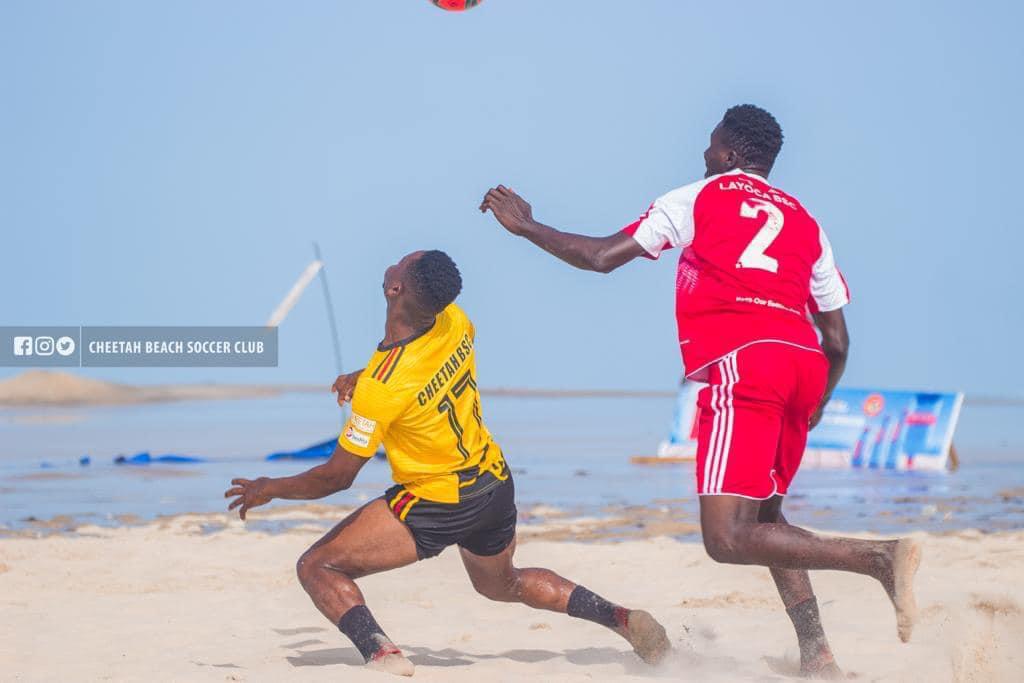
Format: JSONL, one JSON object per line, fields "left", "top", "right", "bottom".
{"left": 430, "top": 0, "right": 483, "bottom": 11}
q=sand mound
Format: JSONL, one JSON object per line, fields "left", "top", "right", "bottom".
{"left": 0, "top": 371, "right": 135, "bottom": 405}
{"left": 0, "top": 370, "right": 290, "bottom": 406}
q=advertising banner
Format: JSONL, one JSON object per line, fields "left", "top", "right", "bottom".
{"left": 656, "top": 384, "right": 964, "bottom": 471}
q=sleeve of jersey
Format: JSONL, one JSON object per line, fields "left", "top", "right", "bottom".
{"left": 808, "top": 227, "right": 851, "bottom": 313}
{"left": 339, "top": 377, "right": 405, "bottom": 457}
{"left": 620, "top": 182, "right": 700, "bottom": 260}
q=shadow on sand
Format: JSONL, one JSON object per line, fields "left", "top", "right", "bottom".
{"left": 283, "top": 640, "right": 641, "bottom": 672}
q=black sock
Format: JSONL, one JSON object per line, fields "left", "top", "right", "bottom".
{"left": 785, "top": 597, "right": 831, "bottom": 663}
{"left": 337, "top": 605, "right": 393, "bottom": 662}
{"left": 566, "top": 585, "right": 626, "bottom": 629}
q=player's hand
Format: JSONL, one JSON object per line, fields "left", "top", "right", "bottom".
{"left": 480, "top": 185, "right": 534, "bottom": 235}
{"left": 332, "top": 369, "right": 364, "bottom": 406}
{"left": 224, "top": 477, "right": 273, "bottom": 520}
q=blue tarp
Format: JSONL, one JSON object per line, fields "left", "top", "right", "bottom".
{"left": 66, "top": 437, "right": 350, "bottom": 467}
{"left": 265, "top": 437, "right": 338, "bottom": 461}
{"left": 114, "top": 452, "right": 207, "bottom": 465}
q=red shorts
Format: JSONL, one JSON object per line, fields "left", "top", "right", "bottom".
{"left": 695, "top": 342, "right": 828, "bottom": 499}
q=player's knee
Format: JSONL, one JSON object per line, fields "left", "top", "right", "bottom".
{"left": 471, "top": 581, "right": 503, "bottom": 601}
{"left": 297, "top": 549, "right": 361, "bottom": 590}
{"left": 703, "top": 526, "right": 744, "bottom": 564}
{"left": 471, "top": 572, "right": 520, "bottom": 602}
{"left": 296, "top": 548, "right": 338, "bottom": 586}
{"left": 295, "top": 550, "right": 319, "bottom": 587}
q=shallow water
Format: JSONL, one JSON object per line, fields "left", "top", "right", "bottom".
{"left": 1, "top": 393, "right": 1022, "bottom": 535}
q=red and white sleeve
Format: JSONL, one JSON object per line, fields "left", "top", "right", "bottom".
{"left": 808, "top": 226, "right": 850, "bottom": 313}
{"left": 621, "top": 180, "right": 702, "bottom": 259}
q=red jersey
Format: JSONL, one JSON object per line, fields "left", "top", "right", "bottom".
{"left": 624, "top": 169, "right": 850, "bottom": 381}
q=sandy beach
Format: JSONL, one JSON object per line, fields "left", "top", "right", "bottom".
{"left": 2, "top": 508, "right": 1021, "bottom": 682}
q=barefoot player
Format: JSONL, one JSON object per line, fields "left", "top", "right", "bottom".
{"left": 225, "top": 250, "right": 670, "bottom": 676}
{"left": 481, "top": 105, "right": 920, "bottom": 676}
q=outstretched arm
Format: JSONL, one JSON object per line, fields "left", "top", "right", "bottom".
{"left": 480, "top": 185, "right": 646, "bottom": 273}
{"left": 224, "top": 445, "right": 370, "bottom": 519}
{"left": 809, "top": 308, "right": 850, "bottom": 429}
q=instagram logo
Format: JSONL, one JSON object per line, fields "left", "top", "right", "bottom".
{"left": 34, "top": 336, "right": 55, "bottom": 356}
{"left": 13, "top": 336, "right": 34, "bottom": 356}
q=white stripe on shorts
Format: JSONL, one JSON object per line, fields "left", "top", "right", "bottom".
{"left": 714, "top": 354, "right": 739, "bottom": 493}
{"left": 703, "top": 376, "right": 723, "bottom": 493}
{"left": 703, "top": 353, "right": 739, "bottom": 494}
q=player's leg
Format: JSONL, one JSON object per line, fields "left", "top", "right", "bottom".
{"left": 458, "top": 540, "right": 671, "bottom": 665}
{"left": 696, "top": 348, "right": 919, "bottom": 643}
{"left": 700, "top": 495, "right": 916, "bottom": 617}
{"left": 762, "top": 390, "right": 842, "bottom": 677}
{"left": 456, "top": 480, "right": 670, "bottom": 664}
{"left": 296, "top": 497, "right": 419, "bottom": 676}
{"left": 758, "top": 496, "right": 842, "bottom": 678}
{"left": 459, "top": 536, "right": 573, "bottom": 609}
{"left": 700, "top": 474, "right": 919, "bottom": 645}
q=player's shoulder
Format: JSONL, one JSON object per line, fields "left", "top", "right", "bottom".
{"left": 355, "top": 353, "right": 418, "bottom": 414}
{"left": 749, "top": 174, "right": 813, "bottom": 215}
{"left": 356, "top": 366, "right": 396, "bottom": 399}
{"left": 363, "top": 307, "right": 466, "bottom": 388}
{"left": 719, "top": 171, "right": 819, "bottom": 221}
{"left": 440, "top": 302, "right": 467, "bottom": 325}
{"left": 439, "top": 302, "right": 475, "bottom": 337}
{"left": 655, "top": 175, "right": 719, "bottom": 208}
{"left": 365, "top": 340, "right": 412, "bottom": 388}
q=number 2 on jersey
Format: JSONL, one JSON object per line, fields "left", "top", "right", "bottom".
{"left": 437, "top": 369, "right": 483, "bottom": 460}
{"left": 736, "top": 198, "right": 784, "bottom": 273}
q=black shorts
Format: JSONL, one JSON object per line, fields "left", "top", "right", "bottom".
{"left": 384, "top": 473, "right": 517, "bottom": 560}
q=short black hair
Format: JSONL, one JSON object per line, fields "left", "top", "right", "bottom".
{"left": 720, "top": 104, "right": 784, "bottom": 169}
{"left": 409, "top": 250, "right": 462, "bottom": 314}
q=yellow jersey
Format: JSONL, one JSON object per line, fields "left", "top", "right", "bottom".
{"left": 339, "top": 303, "right": 506, "bottom": 503}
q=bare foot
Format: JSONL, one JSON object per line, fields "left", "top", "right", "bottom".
{"left": 877, "top": 538, "right": 922, "bottom": 643}
{"left": 890, "top": 539, "right": 921, "bottom": 643}
{"left": 617, "top": 609, "right": 671, "bottom": 665}
{"left": 366, "top": 646, "right": 415, "bottom": 677}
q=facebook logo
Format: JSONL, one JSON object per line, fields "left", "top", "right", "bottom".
{"left": 13, "top": 336, "right": 33, "bottom": 356}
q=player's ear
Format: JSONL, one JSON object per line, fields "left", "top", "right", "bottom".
{"left": 725, "top": 148, "right": 739, "bottom": 170}
{"left": 383, "top": 278, "right": 403, "bottom": 300}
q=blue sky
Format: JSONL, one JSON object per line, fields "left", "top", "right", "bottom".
{"left": 1, "top": 1, "right": 1021, "bottom": 395}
